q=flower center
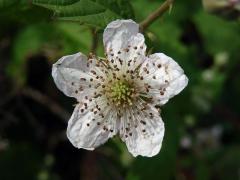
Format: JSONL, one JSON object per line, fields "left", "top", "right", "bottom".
{"left": 105, "top": 80, "right": 137, "bottom": 107}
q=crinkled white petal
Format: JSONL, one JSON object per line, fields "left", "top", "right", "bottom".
{"left": 52, "top": 52, "right": 100, "bottom": 101}
{"left": 120, "top": 104, "right": 165, "bottom": 157}
{"left": 103, "top": 19, "right": 147, "bottom": 72}
{"left": 139, "top": 53, "right": 188, "bottom": 105}
{"left": 67, "top": 98, "right": 119, "bottom": 150}
{"left": 103, "top": 19, "right": 139, "bottom": 51}
{"left": 52, "top": 52, "right": 88, "bottom": 97}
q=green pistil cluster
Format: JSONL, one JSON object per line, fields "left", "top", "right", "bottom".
{"left": 107, "top": 80, "right": 136, "bottom": 107}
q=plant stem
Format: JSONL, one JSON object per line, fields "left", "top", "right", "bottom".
{"left": 22, "top": 87, "right": 70, "bottom": 122}
{"left": 91, "top": 28, "right": 98, "bottom": 54}
{"left": 140, "top": 0, "right": 174, "bottom": 32}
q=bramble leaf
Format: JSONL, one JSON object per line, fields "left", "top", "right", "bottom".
{"left": 33, "top": 0, "right": 134, "bottom": 28}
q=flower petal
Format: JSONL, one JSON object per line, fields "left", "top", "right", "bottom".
{"left": 120, "top": 103, "right": 165, "bottom": 157}
{"left": 139, "top": 53, "right": 188, "bottom": 105}
{"left": 103, "top": 20, "right": 146, "bottom": 72}
{"left": 52, "top": 52, "right": 103, "bottom": 101}
{"left": 103, "top": 19, "right": 139, "bottom": 51}
{"left": 67, "top": 97, "right": 119, "bottom": 150}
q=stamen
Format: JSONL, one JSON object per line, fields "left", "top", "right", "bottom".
{"left": 104, "top": 80, "right": 138, "bottom": 108}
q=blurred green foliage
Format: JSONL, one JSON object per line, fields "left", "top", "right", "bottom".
{"left": 0, "top": 0, "right": 240, "bottom": 180}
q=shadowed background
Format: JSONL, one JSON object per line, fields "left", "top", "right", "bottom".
{"left": 0, "top": 0, "right": 240, "bottom": 180}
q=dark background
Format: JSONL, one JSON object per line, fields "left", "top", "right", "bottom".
{"left": 0, "top": 0, "right": 240, "bottom": 179}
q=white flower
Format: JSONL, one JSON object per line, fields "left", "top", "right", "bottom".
{"left": 52, "top": 19, "right": 188, "bottom": 157}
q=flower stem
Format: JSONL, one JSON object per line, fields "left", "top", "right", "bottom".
{"left": 139, "top": 0, "right": 174, "bottom": 32}
{"left": 91, "top": 28, "right": 98, "bottom": 54}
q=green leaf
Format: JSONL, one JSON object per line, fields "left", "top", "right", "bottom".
{"left": 194, "top": 12, "right": 240, "bottom": 56}
{"left": 0, "top": 0, "right": 32, "bottom": 9}
{"left": 33, "top": 0, "right": 79, "bottom": 6}
{"left": 0, "top": 0, "right": 18, "bottom": 8}
{"left": 33, "top": 0, "right": 134, "bottom": 28}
